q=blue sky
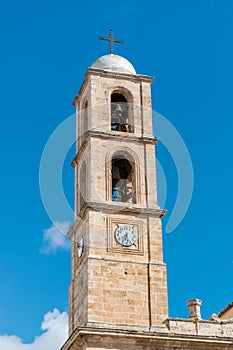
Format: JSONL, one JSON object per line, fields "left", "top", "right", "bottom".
{"left": 0, "top": 0, "right": 233, "bottom": 348}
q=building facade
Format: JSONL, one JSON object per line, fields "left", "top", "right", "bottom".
{"left": 61, "top": 52, "right": 233, "bottom": 350}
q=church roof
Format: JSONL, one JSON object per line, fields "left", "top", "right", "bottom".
{"left": 218, "top": 301, "right": 233, "bottom": 318}
{"left": 90, "top": 54, "right": 136, "bottom": 75}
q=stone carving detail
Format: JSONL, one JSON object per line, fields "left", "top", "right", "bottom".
{"left": 209, "top": 313, "right": 233, "bottom": 324}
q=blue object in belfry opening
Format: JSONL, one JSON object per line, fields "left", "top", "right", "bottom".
{"left": 112, "top": 187, "right": 119, "bottom": 201}
{"left": 111, "top": 124, "right": 116, "bottom": 130}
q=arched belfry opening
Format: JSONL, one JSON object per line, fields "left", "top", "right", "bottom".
{"left": 79, "top": 160, "right": 87, "bottom": 211}
{"left": 111, "top": 156, "right": 134, "bottom": 203}
{"left": 80, "top": 100, "right": 88, "bottom": 145}
{"left": 83, "top": 100, "right": 88, "bottom": 134}
{"left": 106, "top": 148, "right": 141, "bottom": 204}
{"left": 111, "top": 93, "right": 131, "bottom": 132}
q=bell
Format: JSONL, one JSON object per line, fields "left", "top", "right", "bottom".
{"left": 111, "top": 103, "right": 124, "bottom": 123}
{"left": 114, "top": 103, "right": 124, "bottom": 116}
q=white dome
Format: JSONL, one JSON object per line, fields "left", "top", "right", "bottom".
{"left": 90, "top": 54, "right": 136, "bottom": 75}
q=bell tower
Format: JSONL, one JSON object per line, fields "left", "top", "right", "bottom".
{"left": 63, "top": 44, "right": 168, "bottom": 349}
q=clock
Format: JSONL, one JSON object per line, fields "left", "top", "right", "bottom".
{"left": 77, "top": 236, "right": 84, "bottom": 257}
{"left": 115, "top": 225, "right": 136, "bottom": 247}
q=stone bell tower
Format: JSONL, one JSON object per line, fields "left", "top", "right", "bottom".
{"left": 61, "top": 33, "right": 233, "bottom": 350}
{"left": 62, "top": 34, "right": 169, "bottom": 349}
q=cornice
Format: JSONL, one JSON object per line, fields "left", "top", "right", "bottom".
{"left": 86, "top": 67, "right": 154, "bottom": 83}
{"left": 72, "top": 68, "right": 154, "bottom": 106}
{"left": 67, "top": 202, "right": 166, "bottom": 238}
{"left": 71, "top": 130, "right": 158, "bottom": 167}
{"left": 61, "top": 324, "right": 233, "bottom": 350}
{"left": 80, "top": 201, "right": 166, "bottom": 218}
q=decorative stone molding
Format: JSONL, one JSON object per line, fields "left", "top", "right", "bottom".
{"left": 107, "top": 217, "right": 143, "bottom": 255}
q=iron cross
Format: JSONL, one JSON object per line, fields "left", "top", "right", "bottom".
{"left": 99, "top": 29, "right": 124, "bottom": 54}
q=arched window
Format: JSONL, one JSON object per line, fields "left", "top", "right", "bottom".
{"left": 79, "top": 161, "right": 87, "bottom": 211}
{"left": 111, "top": 93, "right": 130, "bottom": 132}
{"left": 80, "top": 100, "right": 88, "bottom": 145}
{"left": 106, "top": 148, "right": 141, "bottom": 204}
{"left": 83, "top": 101, "right": 88, "bottom": 135}
{"left": 111, "top": 156, "right": 134, "bottom": 203}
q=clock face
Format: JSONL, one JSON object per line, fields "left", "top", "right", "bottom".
{"left": 77, "top": 236, "right": 84, "bottom": 257}
{"left": 115, "top": 225, "right": 136, "bottom": 247}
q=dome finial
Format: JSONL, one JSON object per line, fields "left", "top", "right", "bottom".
{"left": 90, "top": 54, "right": 136, "bottom": 75}
{"left": 99, "top": 29, "right": 124, "bottom": 54}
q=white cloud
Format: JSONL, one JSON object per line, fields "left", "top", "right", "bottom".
{"left": 40, "top": 221, "right": 71, "bottom": 254}
{"left": 0, "top": 309, "right": 68, "bottom": 350}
